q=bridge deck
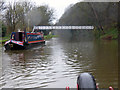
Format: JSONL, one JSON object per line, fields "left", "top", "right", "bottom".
{"left": 33, "top": 26, "right": 94, "bottom": 30}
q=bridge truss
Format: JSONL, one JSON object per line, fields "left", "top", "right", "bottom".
{"left": 33, "top": 26, "right": 94, "bottom": 30}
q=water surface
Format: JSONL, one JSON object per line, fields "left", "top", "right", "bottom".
{"left": 0, "top": 37, "right": 118, "bottom": 88}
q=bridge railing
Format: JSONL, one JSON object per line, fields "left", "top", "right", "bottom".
{"left": 33, "top": 26, "right": 94, "bottom": 30}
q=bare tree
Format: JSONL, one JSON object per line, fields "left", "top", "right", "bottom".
{"left": 5, "top": 1, "right": 34, "bottom": 33}
{"left": 26, "top": 5, "right": 55, "bottom": 27}
{"left": 88, "top": 2, "right": 105, "bottom": 34}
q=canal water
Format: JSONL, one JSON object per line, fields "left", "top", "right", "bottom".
{"left": 0, "top": 35, "right": 118, "bottom": 88}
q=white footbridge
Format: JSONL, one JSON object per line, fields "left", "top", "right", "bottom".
{"left": 33, "top": 26, "right": 94, "bottom": 30}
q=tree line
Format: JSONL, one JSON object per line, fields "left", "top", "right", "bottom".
{"left": 0, "top": 1, "right": 55, "bottom": 35}
{"left": 57, "top": 2, "right": 118, "bottom": 35}
{"left": 0, "top": 1, "right": 118, "bottom": 38}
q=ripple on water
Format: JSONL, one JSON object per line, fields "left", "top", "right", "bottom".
{"left": 1, "top": 38, "right": 118, "bottom": 88}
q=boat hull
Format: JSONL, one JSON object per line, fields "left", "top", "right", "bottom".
{"left": 4, "top": 31, "right": 45, "bottom": 50}
{"left": 4, "top": 40, "right": 45, "bottom": 50}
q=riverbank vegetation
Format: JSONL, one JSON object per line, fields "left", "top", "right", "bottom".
{"left": 0, "top": 34, "right": 58, "bottom": 44}
{"left": 100, "top": 28, "right": 118, "bottom": 40}
{"left": 0, "top": 1, "right": 55, "bottom": 34}
{"left": 44, "top": 34, "right": 58, "bottom": 40}
{"left": 0, "top": 34, "right": 11, "bottom": 43}
{"left": 57, "top": 2, "right": 118, "bottom": 40}
{"left": 0, "top": 1, "right": 56, "bottom": 43}
{"left": 93, "top": 27, "right": 118, "bottom": 40}
{"left": 0, "top": 1, "right": 119, "bottom": 41}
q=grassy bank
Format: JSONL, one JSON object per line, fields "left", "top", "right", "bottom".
{"left": 93, "top": 27, "right": 118, "bottom": 40}
{"left": 44, "top": 34, "right": 58, "bottom": 40}
{"left": 0, "top": 34, "right": 58, "bottom": 44}
{"left": 0, "top": 34, "right": 11, "bottom": 43}
{"left": 100, "top": 28, "right": 118, "bottom": 40}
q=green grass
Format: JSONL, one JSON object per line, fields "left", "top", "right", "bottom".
{"left": 93, "top": 27, "right": 118, "bottom": 40}
{"left": 0, "top": 39, "right": 9, "bottom": 43}
{"left": 0, "top": 34, "right": 11, "bottom": 43}
{"left": 44, "top": 34, "right": 58, "bottom": 40}
{"left": 100, "top": 28, "right": 118, "bottom": 39}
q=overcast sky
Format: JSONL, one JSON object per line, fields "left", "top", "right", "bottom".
{"left": 4, "top": 0, "right": 119, "bottom": 23}
{"left": 5, "top": 0, "right": 82, "bottom": 23}
{"left": 33, "top": 0, "right": 81, "bottom": 21}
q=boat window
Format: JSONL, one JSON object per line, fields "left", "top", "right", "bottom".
{"left": 15, "top": 32, "right": 19, "bottom": 41}
{"left": 12, "top": 34, "right": 15, "bottom": 40}
{"left": 19, "top": 32, "right": 22, "bottom": 41}
{"left": 11, "top": 32, "right": 23, "bottom": 41}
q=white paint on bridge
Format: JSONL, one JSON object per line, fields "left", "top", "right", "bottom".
{"left": 33, "top": 26, "right": 94, "bottom": 30}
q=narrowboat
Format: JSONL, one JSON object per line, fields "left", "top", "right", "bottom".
{"left": 4, "top": 30, "right": 45, "bottom": 50}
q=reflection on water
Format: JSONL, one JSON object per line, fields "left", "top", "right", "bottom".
{"left": 0, "top": 37, "right": 118, "bottom": 88}
{"left": 0, "top": 46, "right": 2, "bottom": 77}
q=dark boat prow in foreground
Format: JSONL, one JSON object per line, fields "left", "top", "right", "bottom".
{"left": 4, "top": 30, "right": 45, "bottom": 50}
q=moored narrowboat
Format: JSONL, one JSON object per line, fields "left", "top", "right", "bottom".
{"left": 4, "top": 30, "right": 45, "bottom": 50}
